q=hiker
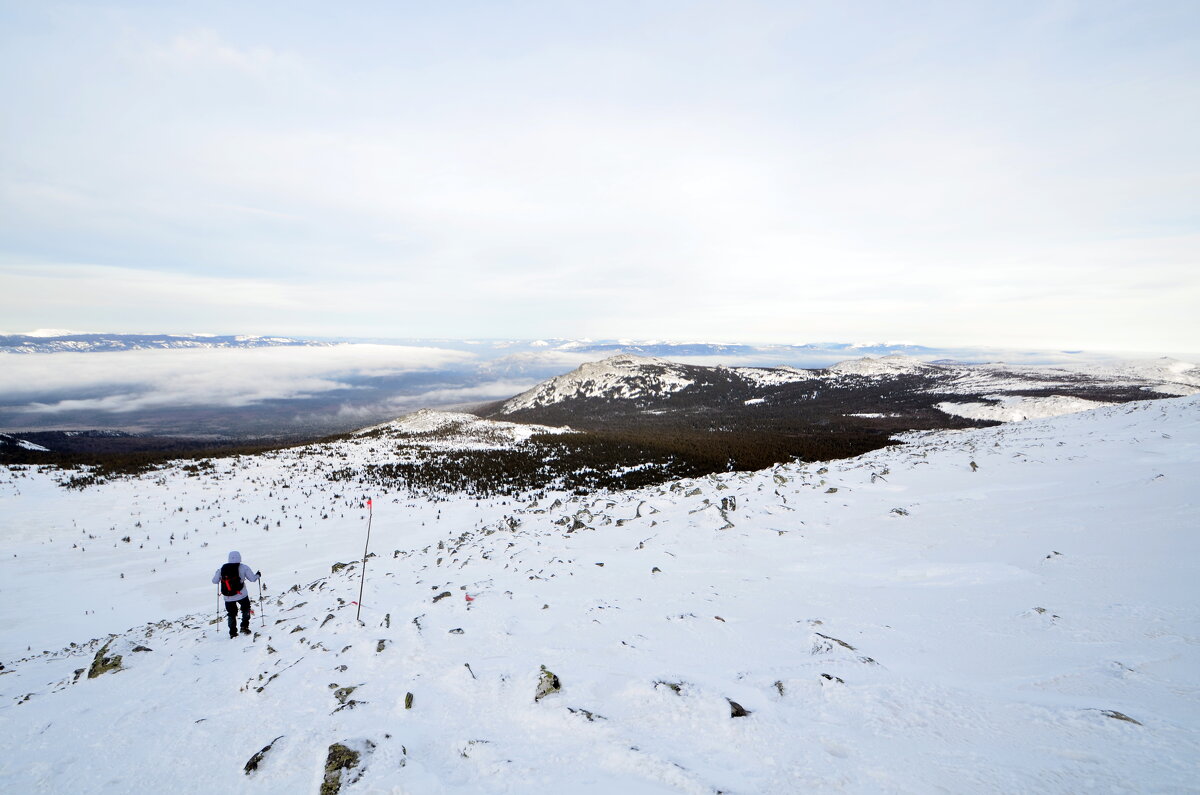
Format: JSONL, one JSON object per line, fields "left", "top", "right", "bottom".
{"left": 213, "top": 551, "right": 261, "bottom": 639}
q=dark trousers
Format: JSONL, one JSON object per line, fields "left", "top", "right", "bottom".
{"left": 225, "top": 596, "right": 251, "bottom": 635}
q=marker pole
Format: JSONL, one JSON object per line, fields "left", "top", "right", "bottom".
{"left": 355, "top": 498, "right": 373, "bottom": 623}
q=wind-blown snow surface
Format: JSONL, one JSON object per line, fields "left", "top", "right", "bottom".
{"left": 2, "top": 397, "right": 1199, "bottom": 792}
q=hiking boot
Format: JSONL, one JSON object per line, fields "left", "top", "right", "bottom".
{"left": 230, "top": 632, "right": 238, "bottom": 639}
{"left": 240, "top": 627, "right": 251, "bottom": 635}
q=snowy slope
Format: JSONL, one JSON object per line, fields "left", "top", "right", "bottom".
{"left": 1, "top": 396, "right": 1198, "bottom": 792}
{"left": 0, "top": 433, "right": 49, "bottom": 452}
{"left": 355, "top": 409, "right": 575, "bottom": 447}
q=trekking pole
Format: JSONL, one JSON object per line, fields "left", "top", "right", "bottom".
{"left": 258, "top": 577, "right": 265, "bottom": 627}
{"left": 216, "top": 590, "right": 222, "bottom": 634}
{"left": 355, "top": 498, "right": 373, "bottom": 623}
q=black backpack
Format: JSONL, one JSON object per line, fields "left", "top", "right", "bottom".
{"left": 219, "top": 562, "right": 244, "bottom": 596}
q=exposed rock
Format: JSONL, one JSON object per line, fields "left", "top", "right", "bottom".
{"left": 330, "top": 562, "right": 351, "bottom": 573}
{"left": 432, "top": 591, "right": 452, "bottom": 603}
{"left": 405, "top": 692, "right": 414, "bottom": 709}
{"left": 811, "top": 632, "right": 856, "bottom": 653}
{"left": 243, "top": 735, "right": 284, "bottom": 775}
{"left": 87, "top": 641, "right": 123, "bottom": 679}
{"left": 535, "top": 665, "right": 561, "bottom": 701}
{"left": 1100, "top": 709, "right": 1143, "bottom": 726}
{"left": 728, "top": 699, "right": 751, "bottom": 718}
{"left": 376, "top": 640, "right": 388, "bottom": 653}
{"left": 654, "top": 681, "right": 683, "bottom": 695}
{"left": 321, "top": 740, "right": 374, "bottom": 795}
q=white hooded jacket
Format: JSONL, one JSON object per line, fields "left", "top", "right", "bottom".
{"left": 211, "top": 550, "right": 260, "bottom": 602}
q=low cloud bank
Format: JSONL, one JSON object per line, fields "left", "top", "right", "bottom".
{"left": 1, "top": 344, "right": 476, "bottom": 414}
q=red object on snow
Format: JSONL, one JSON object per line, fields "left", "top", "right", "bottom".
{"left": 465, "top": 594, "right": 475, "bottom": 602}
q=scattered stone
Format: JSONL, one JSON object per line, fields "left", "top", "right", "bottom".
{"left": 449, "top": 628, "right": 464, "bottom": 635}
{"left": 333, "top": 686, "right": 357, "bottom": 705}
{"left": 774, "top": 680, "right": 785, "bottom": 696}
{"left": 568, "top": 707, "right": 606, "bottom": 721}
{"left": 131, "top": 645, "right": 152, "bottom": 653}
{"left": 330, "top": 562, "right": 350, "bottom": 573}
{"left": 320, "top": 613, "right": 335, "bottom": 628}
{"left": 376, "top": 640, "right": 388, "bottom": 653}
{"left": 87, "top": 641, "right": 123, "bottom": 679}
{"left": 820, "top": 673, "right": 844, "bottom": 684}
{"left": 651, "top": 567, "right": 661, "bottom": 574}
{"left": 535, "top": 665, "right": 561, "bottom": 702}
{"left": 728, "top": 699, "right": 751, "bottom": 718}
{"left": 243, "top": 735, "right": 284, "bottom": 775}
{"left": 405, "top": 692, "right": 414, "bottom": 709}
{"left": 825, "top": 487, "right": 838, "bottom": 494}
{"left": 655, "top": 681, "right": 683, "bottom": 695}
{"left": 432, "top": 591, "right": 452, "bottom": 603}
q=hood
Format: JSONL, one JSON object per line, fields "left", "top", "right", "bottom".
{"left": 227, "top": 551, "right": 241, "bottom": 564}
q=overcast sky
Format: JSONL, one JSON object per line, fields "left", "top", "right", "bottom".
{"left": 2, "top": 1, "right": 1197, "bottom": 353}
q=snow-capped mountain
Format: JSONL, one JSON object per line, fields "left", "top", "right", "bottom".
{"left": 1, "top": 395, "right": 1197, "bottom": 792}
{"left": 493, "top": 353, "right": 1200, "bottom": 428}
{"left": 0, "top": 333, "right": 326, "bottom": 354}
{"left": 499, "top": 355, "right": 702, "bottom": 412}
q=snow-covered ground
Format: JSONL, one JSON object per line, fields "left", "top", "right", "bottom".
{"left": 936, "top": 395, "right": 1118, "bottom": 422}
{"left": 1, "top": 396, "right": 1198, "bottom": 792}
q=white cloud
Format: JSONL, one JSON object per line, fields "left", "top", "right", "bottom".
{"left": 1, "top": 3, "right": 1197, "bottom": 352}
{"left": 147, "top": 28, "right": 303, "bottom": 78}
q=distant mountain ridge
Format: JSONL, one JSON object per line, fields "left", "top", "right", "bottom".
{"left": 490, "top": 353, "right": 1200, "bottom": 430}
{"left": 0, "top": 333, "right": 326, "bottom": 354}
